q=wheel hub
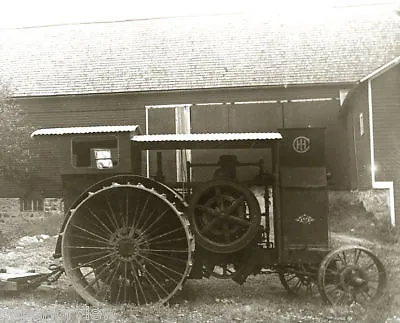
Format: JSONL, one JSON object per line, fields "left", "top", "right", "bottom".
{"left": 109, "top": 226, "right": 147, "bottom": 262}
{"left": 340, "top": 266, "right": 367, "bottom": 289}
{"left": 118, "top": 239, "right": 139, "bottom": 258}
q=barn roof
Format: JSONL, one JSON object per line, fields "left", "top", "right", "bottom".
{"left": 1, "top": 5, "right": 400, "bottom": 97}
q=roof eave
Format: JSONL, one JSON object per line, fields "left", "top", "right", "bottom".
{"left": 13, "top": 82, "right": 355, "bottom": 99}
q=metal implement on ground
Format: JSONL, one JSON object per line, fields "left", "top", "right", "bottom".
{"left": 29, "top": 126, "right": 387, "bottom": 306}
{"left": 0, "top": 264, "right": 64, "bottom": 292}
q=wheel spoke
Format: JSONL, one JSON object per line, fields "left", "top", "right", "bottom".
{"left": 104, "top": 193, "right": 121, "bottom": 230}
{"left": 70, "top": 233, "right": 110, "bottom": 246}
{"left": 354, "top": 248, "right": 361, "bottom": 264}
{"left": 139, "top": 208, "right": 170, "bottom": 239}
{"left": 70, "top": 223, "right": 110, "bottom": 244}
{"left": 342, "top": 251, "right": 348, "bottom": 265}
{"left": 360, "top": 289, "right": 372, "bottom": 302}
{"left": 129, "top": 194, "right": 151, "bottom": 238}
{"left": 135, "top": 207, "right": 158, "bottom": 236}
{"left": 286, "top": 274, "right": 298, "bottom": 283}
{"left": 64, "top": 245, "right": 114, "bottom": 250}
{"left": 141, "top": 266, "right": 170, "bottom": 300}
{"left": 145, "top": 227, "right": 185, "bottom": 244}
{"left": 128, "top": 262, "right": 140, "bottom": 304}
{"left": 86, "top": 206, "right": 114, "bottom": 235}
{"left": 195, "top": 205, "right": 221, "bottom": 217}
{"left": 85, "top": 259, "right": 118, "bottom": 293}
{"left": 130, "top": 262, "right": 148, "bottom": 305}
{"left": 225, "top": 215, "right": 250, "bottom": 227}
{"left": 69, "top": 252, "right": 115, "bottom": 270}
{"left": 362, "top": 261, "right": 377, "bottom": 271}
{"left": 139, "top": 254, "right": 183, "bottom": 282}
{"left": 123, "top": 262, "right": 128, "bottom": 303}
{"left": 225, "top": 196, "right": 245, "bottom": 214}
{"left": 102, "top": 261, "right": 121, "bottom": 303}
{"left": 335, "top": 292, "right": 349, "bottom": 306}
{"left": 200, "top": 217, "right": 220, "bottom": 234}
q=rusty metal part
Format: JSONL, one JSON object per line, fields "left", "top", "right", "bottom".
{"left": 0, "top": 264, "right": 64, "bottom": 292}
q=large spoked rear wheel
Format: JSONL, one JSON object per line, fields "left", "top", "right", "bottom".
{"left": 62, "top": 183, "right": 194, "bottom": 306}
{"left": 317, "top": 246, "right": 387, "bottom": 305}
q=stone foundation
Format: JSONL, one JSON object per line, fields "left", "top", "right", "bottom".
{"left": 43, "top": 198, "right": 64, "bottom": 214}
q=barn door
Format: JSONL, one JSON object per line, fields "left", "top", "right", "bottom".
{"left": 146, "top": 105, "right": 191, "bottom": 182}
{"left": 175, "top": 105, "right": 191, "bottom": 182}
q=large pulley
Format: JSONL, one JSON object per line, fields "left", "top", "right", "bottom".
{"left": 188, "top": 179, "right": 261, "bottom": 254}
{"left": 62, "top": 181, "right": 194, "bottom": 306}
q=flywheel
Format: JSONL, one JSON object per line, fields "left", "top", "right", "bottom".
{"left": 62, "top": 182, "right": 194, "bottom": 306}
{"left": 188, "top": 179, "right": 261, "bottom": 254}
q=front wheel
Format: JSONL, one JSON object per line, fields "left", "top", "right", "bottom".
{"left": 317, "top": 246, "right": 387, "bottom": 305}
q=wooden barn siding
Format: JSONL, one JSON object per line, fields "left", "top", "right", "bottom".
{"left": 345, "top": 84, "right": 372, "bottom": 190}
{"left": 371, "top": 64, "right": 400, "bottom": 222}
{"left": 2, "top": 84, "right": 348, "bottom": 198}
{"left": 371, "top": 65, "right": 400, "bottom": 182}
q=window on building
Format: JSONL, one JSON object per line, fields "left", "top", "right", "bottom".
{"left": 72, "top": 136, "right": 118, "bottom": 169}
{"left": 359, "top": 113, "right": 365, "bottom": 136}
{"left": 20, "top": 199, "right": 44, "bottom": 212}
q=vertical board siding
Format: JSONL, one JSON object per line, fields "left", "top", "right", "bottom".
{"left": 371, "top": 64, "right": 400, "bottom": 223}
{"left": 3, "top": 85, "right": 347, "bottom": 198}
{"left": 372, "top": 65, "right": 400, "bottom": 183}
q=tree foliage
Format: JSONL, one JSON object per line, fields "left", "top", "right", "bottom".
{"left": 0, "top": 82, "right": 35, "bottom": 183}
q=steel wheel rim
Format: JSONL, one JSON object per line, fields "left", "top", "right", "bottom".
{"left": 62, "top": 183, "right": 194, "bottom": 306}
{"left": 318, "top": 246, "right": 387, "bottom": 305}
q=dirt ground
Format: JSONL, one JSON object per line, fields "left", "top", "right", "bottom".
{"left": 0, "top": 200, "right": 399, "bottom": 323}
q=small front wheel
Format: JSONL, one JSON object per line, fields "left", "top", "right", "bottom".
{"left": 317, "top": 246, "right": 387, "bottom": 305}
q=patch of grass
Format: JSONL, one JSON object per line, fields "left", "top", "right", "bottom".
{"left": 329, "top": 195, "right": 399, "bottom": 243}
{"left": 329, "top": 196, "right": 400, "bottom": 322}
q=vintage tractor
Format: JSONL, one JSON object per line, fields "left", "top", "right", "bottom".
{"left": 30, "top": 125, "right": 387, "bottom": 306}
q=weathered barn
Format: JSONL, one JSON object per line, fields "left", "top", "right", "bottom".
{"left": 0, "top": 5, "right": 399, "bottom": 222}
{"left": 342, "top": 57, "right": 400, "bottom": 226}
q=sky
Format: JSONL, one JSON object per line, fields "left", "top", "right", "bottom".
{"left": 1, "top": 0, "right": 399, "bottom": 28}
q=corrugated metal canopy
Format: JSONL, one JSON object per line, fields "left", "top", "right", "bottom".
{"left": 131, "top": 132, "right": 281, "bottom": 149}
{"left": 132, "top": 133, "right": 282, "bottom": 142}
{"left": 31, "top": 125, "right": 141, "bottom": 137}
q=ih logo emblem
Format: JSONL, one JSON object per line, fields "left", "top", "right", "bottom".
{"left": 292, "top": 136, "right": 310, "bottom": 153}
